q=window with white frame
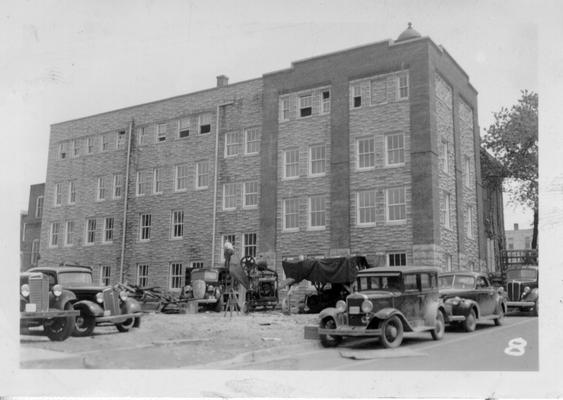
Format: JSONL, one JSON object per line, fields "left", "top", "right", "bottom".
{"left": 137, "top": 264, "right": 149, "bottom": 287}
{"left": 156, "top": 123, "right": 167, "bottom": 142}
{"left": 139, "top": 213, "right": 151, "bottom": 241}
{"left": 101, "top": 134, "right": 109, "bottom": 152}
{"left": 444, "top": 253, "right": 453, "bottom": 272}
{"left": 196, "top": 160, "right": 209, "bottom": 189}
{"left": 175, "top": 164, "right": 189, "bottom": 191}
{"left": 386, "top": 187, "right": 406, "bottom": 222}
{"left": 104, "top": 217, "right": 114, "bottom": 243}
{"left": 309, "top": 144, "right": 326, "bottom": 176}
{"left": 35, "top": 196, "right": 43, "bottom": 218}
{"left": 171, "top": 210, "right": 184, "bottom": 239}
{"left": 225, "top": 131, "right": 241, "bottom": 157}
{"left": 87, "top": 137, "right": 95, "bottom": 154}
{"left": 136, "top": 171, "right": 149, "bottom": 196}
{"left": 352, "top": 83, "right": 362, "bottom": 108}
{"left": 31, "top": 239, "right": 40, "bottom": 265}
{"left": 97, "top": 177, "right": 106, "bottom": 201}
{"left": 371, "top": 77, "right": 387, "bottom": 104}
{"left": 283, "top": 148, "right": 299, "bottom": 179}
{"left": 243, "top": 233, "right": 257, "bottom": 257}
{"left": 398, "top": 73, "right": 409, "bottom": 100}
{"left": 169, "top": 263, "right": 183, "bottom": 290}
{"left": 385, "top": 133, "right": 405, "bottom": 166}
{"left": 279, "top": 97, "right": 290, "bottom": 122}
{"left": 65, "top": 220, "right": 74, "bottom": 246}
{"left": 357, "top": 190, "right": 376, "bottom": 225}
{"left": 245, "top": 127, "right": 260, "bottom": 154}
{"left": 388, "top": 253, "right": 407, "bottom": 267}
{"left": 466, "top": 206, "right": 473, "bottom": 239}
{"left": 100, "top": 265, "right": 111, "bottom": 286}
{"left": 116, "top": 130, "right": 126, "bottom": 150}
{"left": 283, "top": 198, "right": 299, "bottom": 231}
{"left": 178, "top": 117, "right": 190, "bottom": 138}
{"left": 50, "top": 222, "right": 60, "bottom": 247}
{"left": 153, "top": 168, "right": 163, "bottom": 194}
{"left": 441, "top": 140, "right": 449, "bottom": 173}
{"left": 199, "top": 113, "right": 212, "bottom": 134}
{"left": 58, "top": 142, "right": 67, "bottom": 160}
{"left": 68, "top": 181, "right": 76, "bottom": 204}
{"left": 299, "top": 94, "right": 312, "bottom": 117}
{"left": 113, "top": 174, "right": 123, "bottom": 199}
{"left": 137, "top": 127, "right": 147, "bottom": 145}
{"left": 357, "top": 137, "right": 375, "bottom": 169}
{"left": 320, "top": 89, "right": 330, "bottom": 114}
{"left": 223, "top": 183, "right": 237, "bottom": 210}
{"left": 54, "top": 183, "right": 62, "bottom": 206}
{"left": 442, "top": 192, "right": 451, "bottom": 229}
{"left": 243, "top": 181, "right": 258, "bottom": 208}
{"left": 72, "top": 139, "right": 80, "bottom": 158}
{"left": 464, "top": 156, "right": 471, "bottom": 187}
{"left": 86, "top": 218, "right": 96, "bottom": 244}
{"left": 309, "top": 195, "right": 326, "bottom": 229}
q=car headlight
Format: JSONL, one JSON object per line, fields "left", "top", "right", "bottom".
{"left": 497, "top": 287, "right": 504, "bottom": 294}
{"left": 532, "top": 288, "right": 538, "bottom": 295}
{"left": 207, "top": 284, "right": 214, "bottom": 291}
{"left": 21, "top": 284, "right": 30, "bottom": 297}
{"left": 446, "top": 296, "right": 461, "bottom": 306}
{"left": 523, "top": 286, "right": 531, "bottom": 294}
{"left": 361, "top": 300, "right": 373, "bottom": 313}
{"left": 185, "top": 285, "right": 192, "bottom": 291}
{"left": 119, "top": 290, "right": 128, "bottom": 301}
{"left": 52, "top": 284, "right": 62, "bottom": 297}
{"left": 335, "top": 300, "right": 346, "bottom": 313}
{"left": 96, "top": 292, "right": 104, "bottom": 303}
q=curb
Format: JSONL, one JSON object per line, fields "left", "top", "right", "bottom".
{"left": 190, "top": 342, "right": 318, "bottom": 369}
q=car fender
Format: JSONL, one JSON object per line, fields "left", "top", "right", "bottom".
{"left": 318, "top": 307, "right": 342, "bottom": 326}
{"left": 121, "top": 297, "right": 142, "bottom": 314}
{"left": 522, "top": 289, "right": 538, "bottom": 302}
{"left": 372, "top": 308, "right": 413, "bottom": 332}
{"left": 51, "top": 290, "right": 76, "bottom": 309}
{"left": 73, "top": 300, "right": 104, "bottom": 317}
{"left": 452, "top": 298, "right": 480, "bottom": 319}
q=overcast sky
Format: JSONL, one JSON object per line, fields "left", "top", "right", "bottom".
{"left": 1, "top": 0, "right": 544, "bottom": 251}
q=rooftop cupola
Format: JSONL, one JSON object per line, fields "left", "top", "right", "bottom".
{"left": 396, "top": 22, "right": 422, "bottom": 42}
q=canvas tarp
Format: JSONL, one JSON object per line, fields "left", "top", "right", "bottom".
{"left": 281, "top": 256, "right": 369, "bottom": 285}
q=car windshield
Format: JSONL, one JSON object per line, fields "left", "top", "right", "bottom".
{"left": 357, "top": 273, "right": 402, "bottom": 291}
{"left": 439, "top": 275, "right": 475, "bottom": 289}
{"left": 58, "top": 272, "right": 93, "bottom": 287}
{"left": 506, "top": 268, "right": 537, "bottom": 281}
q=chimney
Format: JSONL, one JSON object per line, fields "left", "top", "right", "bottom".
{"left": 216, "top": 75, "right": 229, "bottom": 88}
{"left": 514, "top": 223, "right": 519, "bottom": 231}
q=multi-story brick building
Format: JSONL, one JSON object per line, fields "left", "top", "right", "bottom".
{"left": 39, "top": 24, "right": 486, "bottom": 290}
{"left": 20, "top": 183, "right": 45, "bottom": 271}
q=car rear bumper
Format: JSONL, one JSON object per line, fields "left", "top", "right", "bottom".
{"left": 20, "top": 310, "right": 79, "bottom": 320}
{"left": 318, "top": 326, "right": 382, "bottom": 337}
{"left": 507, "top": 301, "right": 535, "bottom": 308}
{"left": 96, "top": 312, "right": 142, "bottom": 323}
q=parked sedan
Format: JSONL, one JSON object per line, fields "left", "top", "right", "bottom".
{"left": 439, "top": 272, "right": 506, "bottom": 332}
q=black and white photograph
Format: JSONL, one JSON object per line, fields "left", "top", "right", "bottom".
{"left": 1, "top": 0, "right": 562, "bottom": 397}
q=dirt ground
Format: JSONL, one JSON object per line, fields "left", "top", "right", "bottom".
{"left": 21, "top": 310, "right": 319, "bottom": 368}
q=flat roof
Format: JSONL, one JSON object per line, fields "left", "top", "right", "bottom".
{"left": 360, "top": 266, "right": 441, "bottom": 274}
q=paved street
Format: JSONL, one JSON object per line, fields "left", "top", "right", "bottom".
{"left": 20, "top": 311, "right": 537, "bottom": 370}
{"left": 228, "top": 314, "right": 538, "bottom": 371}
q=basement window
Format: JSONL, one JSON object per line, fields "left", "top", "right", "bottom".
{"left": 299, "top": 94, "right": 312, "bottom": 117}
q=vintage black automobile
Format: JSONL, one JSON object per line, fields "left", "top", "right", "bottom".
{"left": 311, "top": 266, "right": 446, "bottom": 349}
{"left": 20, "top": 271, "right": 79, "bottom": 341}
{"left": 438, "top": 272, "right": 506, "bottom": 332}
{"left": 182, "top": 267, "right": 227, "bottom": 312}
{"left": 504, "top": 265, "right": 538, "bottom": 315}
{"left": 29, "top": 265, "right": 142, "bottom": 336}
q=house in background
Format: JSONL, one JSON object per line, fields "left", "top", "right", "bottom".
{"left": 505, "top": 223, "right": 533, "bottom": 250}
{"left": 20, "top": 183, "right": 44, "bottom": 271}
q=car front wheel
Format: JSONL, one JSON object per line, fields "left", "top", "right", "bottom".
{"left": 116, "top": 318, "right": 135, "bottom": 332}
{"left": 319, "top": 318, "right": 342, "bottom": 348}
{"left": 463, "top": 309, "right": 477, "bottom": 332}
{"left": 431, "top": 311, "right": 445, "bottom": 340}
{"left": 44, "top": 303, "right": 74, "bottom": 341}
{"left": 73, "top": 308, "right": 96, "bottom": 337}
{"left": 380, "top": 315, "right": 404, "bottom": 348}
